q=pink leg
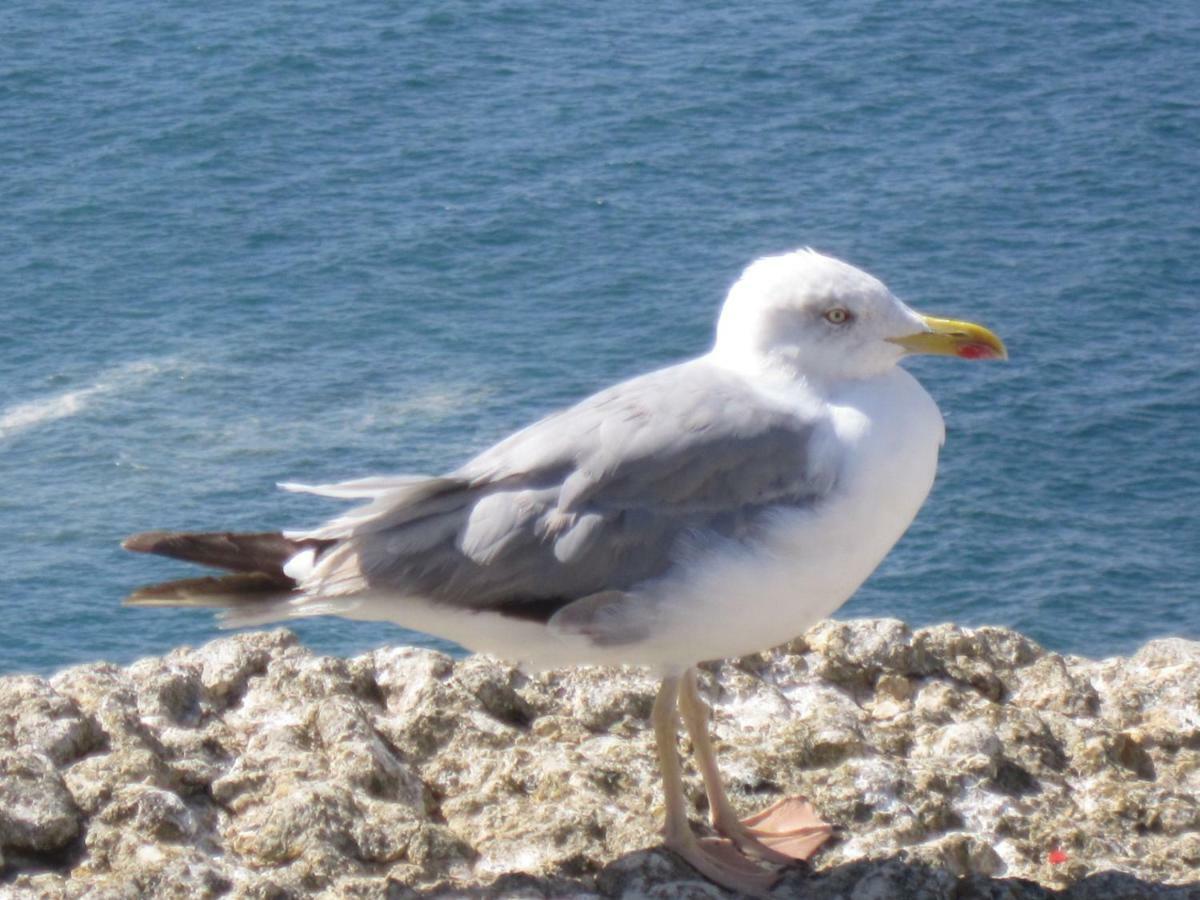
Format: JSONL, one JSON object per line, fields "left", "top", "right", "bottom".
{"left": 679, "top": 668, "right": 833, "bottom": 863}
{"left": 652, "top": 675, "right": 781, "bottom": 897}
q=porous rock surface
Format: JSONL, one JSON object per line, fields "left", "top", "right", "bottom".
{"left": 0, "top": 620, "right": 1197, "bottom": 899}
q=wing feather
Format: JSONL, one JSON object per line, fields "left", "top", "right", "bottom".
{"left": 291, "top": 359, "right": 837, "bottom": 620}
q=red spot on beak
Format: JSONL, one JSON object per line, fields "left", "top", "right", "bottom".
{"left": 1048, "top": 849, "right": 1068, "bottom": 865}
{"left": 957, "top": 342, "right": 1000, "bottom": 360}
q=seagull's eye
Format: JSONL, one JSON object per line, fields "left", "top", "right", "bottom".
{"left": 824, "top": 308, "right": 853, "bottom": 325}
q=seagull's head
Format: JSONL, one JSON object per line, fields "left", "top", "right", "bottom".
{"left": 711, "top": 249, "right": 1006, "bottom": 381}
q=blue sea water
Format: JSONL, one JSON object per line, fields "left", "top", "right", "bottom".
{"left": 2, "top": 1, "right": 1198, "bottom": 676}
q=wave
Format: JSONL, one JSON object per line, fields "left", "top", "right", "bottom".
{"left": 354, "top": 382, "right": 500, "bottom": 425}
{"left": 0, "top": 359, "right": 173, "bottom": 441}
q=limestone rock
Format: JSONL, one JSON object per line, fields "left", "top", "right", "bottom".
{"left": 0, "top": 750, "right": 81, "bottom": 854}
{"left": 0, "top": 620, "right": 1197, "bottom": 898}
{"left": 0, "top": 676, "right": 103, "bottom": 767}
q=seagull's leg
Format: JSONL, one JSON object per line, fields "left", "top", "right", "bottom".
{"left": 653, "top": 675, "right": 780, "bottom": 896}
{"left": 679, "top": 668, "right": 833, "bottom": 862}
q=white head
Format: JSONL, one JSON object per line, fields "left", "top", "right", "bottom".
{"left": 710, "top": 249, "right": 1006, "bottom": 381}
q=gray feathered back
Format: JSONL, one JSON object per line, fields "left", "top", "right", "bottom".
{"left": 294, "top": 359, "right": 837, "bottom": 617}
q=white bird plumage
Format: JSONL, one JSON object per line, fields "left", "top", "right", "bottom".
{"left": 124, "top": 248, "right": 1006, "bottom": 895}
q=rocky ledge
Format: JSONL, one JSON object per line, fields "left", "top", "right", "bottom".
{"left": 1, "top": 620, "right": 1197, "bottom": 899}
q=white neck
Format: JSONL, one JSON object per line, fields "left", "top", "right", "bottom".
{"left": 707, "top": 341, "right": 810, "bottom": 386}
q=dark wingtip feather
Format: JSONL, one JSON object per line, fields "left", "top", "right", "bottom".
{"left": 119, "top": 529, "right": 329, "bottom": 578}
{"left": 124, "top": 572, "right": 292, "bottom": 608}
{"left": 122, "top": 531, "right": 173, "bottom": 553}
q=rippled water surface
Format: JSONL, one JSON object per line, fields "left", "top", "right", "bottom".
{"left": 2, "top": 1, "right": 1198, "bottom": 674}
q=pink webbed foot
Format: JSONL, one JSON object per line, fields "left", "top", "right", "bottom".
{"left": 720, "top": 796, "right": 833, "bottom": 864}
{"left": 664, "top": 831, "right": 782, "bottom": 898}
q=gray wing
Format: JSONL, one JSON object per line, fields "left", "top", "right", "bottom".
{"left": 295, "top": 358, "right": 838, "bottom": 620}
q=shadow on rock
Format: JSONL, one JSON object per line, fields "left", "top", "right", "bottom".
{"left": 407, "top": 851, "right": 1200, "bottom": 899}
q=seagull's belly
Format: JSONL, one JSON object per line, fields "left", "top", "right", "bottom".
{"left": 633, "top": 369, "right": 945, "bottom": 668}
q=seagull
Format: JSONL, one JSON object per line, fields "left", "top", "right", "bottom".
{"left": 123, "top": 249, "right": 1006, "bottom": 895}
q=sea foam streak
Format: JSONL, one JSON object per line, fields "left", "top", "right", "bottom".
{"left": 0, "top": 360, "right": 172, "bottom": 440}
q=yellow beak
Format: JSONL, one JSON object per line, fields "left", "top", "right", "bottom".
{"left": 888, "top": 314, "right": 1008, "bottom": 361}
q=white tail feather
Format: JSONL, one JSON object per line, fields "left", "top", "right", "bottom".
{"left": 217, "top": 595, "right": 362, "bottom": 629}
{"left": 282, "top": 547, "right": 317, "bottom": 581}
{"left": 283, "top": 476, "right": 471, "bottom": 541}
{"left": 278, "top": 474, "right": 430, "bottom": 500}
